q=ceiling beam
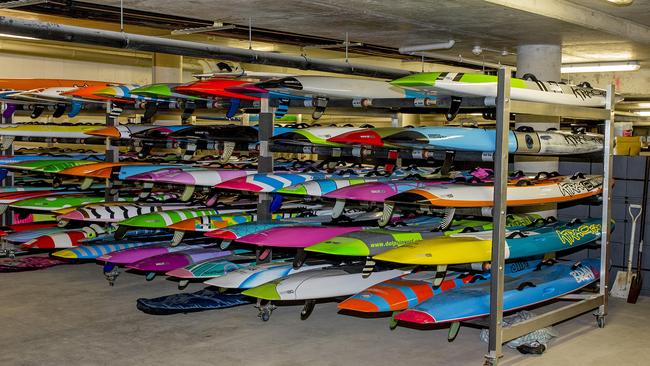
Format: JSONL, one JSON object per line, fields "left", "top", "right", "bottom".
{"left": 483, "top": 0, "right": 650, "bottom": 44}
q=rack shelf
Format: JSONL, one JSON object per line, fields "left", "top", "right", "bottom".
{"left": 484, "top": 67, "right": 614, "bottom": 365}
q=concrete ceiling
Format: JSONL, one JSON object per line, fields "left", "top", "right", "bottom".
{"left": 78, "top": 0, "right": 650, "bottom": 65}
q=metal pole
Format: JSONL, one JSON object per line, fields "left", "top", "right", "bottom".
{"left": 256, "top": 98, "right": 273, "bottom": 263}
{"left": 485, "top": 67, "right": 511, "bottom": 365}
{"left": 0, "top": 102, "right": 13, "bottom": 226}
{"left": 599, "top": 84, "right": 615, "bottom": 318}
{"left": 105, "top": 101, "right": 119, "bottom": 201}
{"left": 0, "top": 16, "right": 411, "bottom": 80}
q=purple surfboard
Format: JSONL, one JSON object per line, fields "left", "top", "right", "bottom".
{"left": 127, "top": 168, "right": 255, "bottom": 186}
{"left": 323, "top": 180, "right": 449, "bottom": 202}
{"left": 98, "top": 244, "right": 202, "bottom": 265}
{"left": 236, "top": 226, "right": 366, "bottom": 248}
{"left": 125, "top": 247, "right": 240, "bottom": 272}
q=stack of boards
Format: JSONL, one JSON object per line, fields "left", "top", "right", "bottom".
{"left": 0, "top": 72, "right": 608, "bottom": 337}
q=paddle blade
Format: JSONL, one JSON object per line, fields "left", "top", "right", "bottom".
{"left": 627, "top": 273, "right": 642, "bottom": 304}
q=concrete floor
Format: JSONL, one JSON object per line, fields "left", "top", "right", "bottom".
{"left": 1, "top": 258, "right": 649, "bottom": 366}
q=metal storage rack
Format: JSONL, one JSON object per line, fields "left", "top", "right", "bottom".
{"left": 485, "top": 67, "right": 614, "bottom": 365}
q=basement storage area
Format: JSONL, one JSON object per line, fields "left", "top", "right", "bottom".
{"left": 0, "top": 1, "right": 649, "bottom": 365}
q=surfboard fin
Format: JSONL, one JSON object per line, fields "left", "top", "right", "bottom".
{"left": 0, "top": 136, "right": 13, "bottom": 150}
{"left": 379, "top": 202, "right": 395, "bottom": 227}
{"left": 52, "top": 103, "right": 67, "bottom": 118}
{"left": 171, "top": 230, "right": 185, "bottom": 246}
{"left": 275, "top": 98, "right": 290, "bottom": 119}
{"left": 181, "top": 101, "right": 196, "bottom": 123}
{"left": 226, "top": 98, "right": 240, "bottom": 119}
{"left": 448, "top": 322, "right": 461, "bottom": 342}
{"left": 113, "top": 226, "right": 129, "bottom": 240}
{"left": 293, "top": 248, "right": 307, "bottom": 269}
{"left": 446, "top": 96, "right": 462, "bottom": 121}
{"left": 219, "top": 141, "right": 235, "bottom": 163}
{"left": 362, "top": 257, "right": 376, "bottom": 279}
{"left": 68, "top": 101, "right": 83, "bottom": 118}
{"left": 332, "top": 199, "right": 346, "bottom": 219}
{"left": 438, "top": 207, "right": 456, "bottom": 230}
{"left": 142, "top": 102, "right": 158, "bottom": 122}
{"left": 80, "top": 177, "right": 94, "bottom": 190}
{"left": 311, "top": 97, "right": 328, "bottom": 120}
{"left": 220, "top": 240, "right": 232, "bottom": 250}
{"left": 432, "top": 265, "right": 448, "bottom": 289}
{"left": 180, "top": 185, "right": 195, "bottom": 202}
{"left": 2, "top": 103, "right": 16, "bottom": 119}
{"left": 0, "top": 204, "right": 8, "bottom": 215}
{"left": 30, "top": 104, "right": 45, "bottom": 119}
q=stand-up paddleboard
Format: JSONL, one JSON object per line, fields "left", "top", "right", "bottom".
{"left": 338, "top": 259, "right": 541, "bottom": 314}
{"left": 117, "top": 207, "right": 251, "bottom": 230}
{"left": 394, "top": 259, "right": 600, "bottom": 325}
{"left": 391, "top": 72, "right": 609, "bottom": 107}
{"left": 276, "top": 177, "right": 389, "bottom": 197}
{"left": 216, "top": 171, "right": 363, "bottom": 192}
{"left": 202, "top": 260, "right": 334, "bottom": 289}
{"left": 237, "top": 226, "right": 368, "bottom": 249}
{"left": 0, "top": 124, "right": 105, "bottom": 138}
{"left": 125, "top": 167, "right": 256, "bottom": 187}
{"left": 11, "top": 194, "right": 134, "bottom": 212}
{"left": 306, "top": 215, "right": 541, "bottom": 257}
{"left": 52, "top": 239, "right": 172, "bottom": 260}
{"left": 174, "top": 79, "right": 258, "bottom": 100}
{"left": 387, "top": 174, "right": 603, "bottom": 208}
{"left": 126, "top": 248, "right": 250, "bottom": 275}
{"left": 271, "top": 126, "right": 362, "bottom": 147}
{"left": 374, "top": 218, "right": 602, "bottom": 265}
{"left": 330, "top": 126, "right": 604, "bottom": 155}
{"left": 3, "top": 227, "right": 68, "bottom": 243}
{"left": 166, "top": 254, "right": 261, "bottom": 280}
{"left": 97, "top": 238, "right": 211, "bottom": 265}
{"left": 21, "top": 228, "right": 164, "bottom": 249}
{"left": 59, "top": 202, "right": 198, "bottom": 223}
{"left": 323, "top": 180, "right": 450, "bottom": 203}
{"left": 254, "top": 76, "right": 434, "bottom": 100}
{"left": 242, "top": 263, "right": 411, "bottom": 302}
{"left": 167, "top": 212, "right": 301, "bottom": 232}
{"left": 0, "top": 159, "right": 100, "bottom": 172}
{"left": 130, "top": 83, "right": 204, "bottom": 101}
{"left": 0, "top": 154, "right": 104, "bottom": 164}
{"left": 0, "top": 190, "right": 91, "bottom": 204}
{"left": 85, "top": 125, "right": 161, "bottom": 139}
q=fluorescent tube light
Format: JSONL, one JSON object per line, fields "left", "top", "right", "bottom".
{"left": 0, "top": 33, "right": 40, "bottom": 40}
{"left": 636, "top": 111, "right": 650, "bottom": 116}
{"left": 561, "top": 61, "right": 640, "bottom": 73}
{"left": 607, "top": 0, "right": 634, "bottom": 6}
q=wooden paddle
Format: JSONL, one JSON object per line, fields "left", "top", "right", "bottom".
{"left": 628, "top": 156, "right": 649, "bottom": 304}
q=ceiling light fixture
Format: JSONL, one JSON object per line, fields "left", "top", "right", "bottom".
{"left": 636, "top": 111, "right": 650, "bottom": 116}
{"left": 606, "top": 0, "right": 634, "bottom": 6}
{"left": 0, "top": 33, "right": 40, "bottom": 40}
{"left": 561, "top": 61, "right": 640, "bottom": 73}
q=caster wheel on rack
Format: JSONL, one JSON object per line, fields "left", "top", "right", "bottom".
{"left": 300, "top": 300, "right": 315, "bottom": 320}
{"left": 261, "top": 308, "right": 271, "bottom": 322}
{"left": 596, "top": 315, "right": 605, "bottom": 328}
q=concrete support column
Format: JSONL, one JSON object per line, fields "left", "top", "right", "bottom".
{"left": 152, "top": 53, "right": 183, "bottom": 124}
{"left": 515, "top": 44, "right": 561, "bottom": 217}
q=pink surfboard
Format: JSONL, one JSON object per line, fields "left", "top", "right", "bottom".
{"left": 236, "top": 226, "right": 366, "bottom": 248}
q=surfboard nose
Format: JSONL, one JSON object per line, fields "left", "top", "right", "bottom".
{"left": 60, "top": 210, "right": 83, "bottom": 221}
{"left": 205, "top": 229, "right": 236, "bottom": 240}
{"left": 328, "top": 129, "right": 383, "bottom": 146}
{"left": 165, "top": 267, "right": 193, "bottom": 278}
{"left": 337, "top": 298, "right": 380, "bottom": 313}
{"left": 241, "top": 282, "right": 281, "bottom": 301}
{"left": 85, "top": 126, "right": 121, "bottom": 138}
{"left": 52, "top": 249, "right": 76, "bottom": 259}
{"left": 306, "top": 240, "right": 369, "bottom": 257}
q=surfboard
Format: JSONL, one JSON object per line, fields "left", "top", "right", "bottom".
{"left": 276, "top": 177, "right": 388, "bottom": 197}
{"left": 167, "top": 212, "right": 302, "bottom": 232}
{"left": 174, "top": 79, "right": 258, "bottom": 100}
{"left": 373, "top": 218, "right": 602, "bottom": 265}
{"left": 0, "top": 78, "right": 108, "bottom": 90}
{"left": 166, "top": 255, "right": 262, "bottom": 280}
{"left": 125, "top": 248, "right": 250, "bottom": 273}
{"left": 323, "top": 180, "right": 450, "bottom": 203}
{"left": 394, "top": 259, "right": 600, "bottom": 325}
{"left": 241, "top": 263, "right": 411, "bottom": 301}
{"left": 387, "top": 174, "right": 603, "bottom": 207}
{"left": 0, "top": 124, "right": 105, "bottom": 138}
{"left": 255, "top": 76, "right": 434, "bottom": 99}
{"left": 59, "top": 202, "right": 199, "bottom": 223}
{"left": 84, "top": 125, "right": 160, "bottom": 139}
{"left": 391, "top": 72, "right": 608, "bottom": 107}
{"left": 97, "top": 240, "right": 213, "bottom": 265}
{"left": 3, "top": 227, "right": 68, "bottom": 243}
{"left": 0, "top": 159, "right": 100, "bottom": 172}
{"left": 130, "top": 83, "right": 204, "bottom": 101}
{"left": 201, "top": 260, "right": 334, "bottom": 288}
{"left": 237, "top": 226, "right": 368, "bottom": 248}
{"left": 0, "top": 190, "right": 91, "bottom": 204}
{"left": 338, "top": 259, "right": 541, "bottom": 313}
{"left": 11, "top": 194, "right": 134, "bottom": 212}
{"left": 52, "top": 240, "right": 170, "bottom": 260}
{"left": 126, "top": 167, "right": 256, "bottom": 187}
{"left": 117, "top": 207, "right": 249, "bottom": 229}
{"left": 271, "top": 126, "right": 362, "bottom": 147}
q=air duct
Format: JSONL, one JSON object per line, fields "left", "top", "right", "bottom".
{"left": 0, "top": 16, "right": 413, "bottom": 79}
{"left": 398, "top": 40, "right": 456, "bottom": 53}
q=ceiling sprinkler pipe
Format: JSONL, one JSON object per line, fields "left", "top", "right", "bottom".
{"left": 398, "top": 40, "right": 456, "bottom": 53}
{"left": 0, "top": 16, "right": 413, "bottom": 79}
{"left": 410, "top": 51, "right": 514, "bottom": 70}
